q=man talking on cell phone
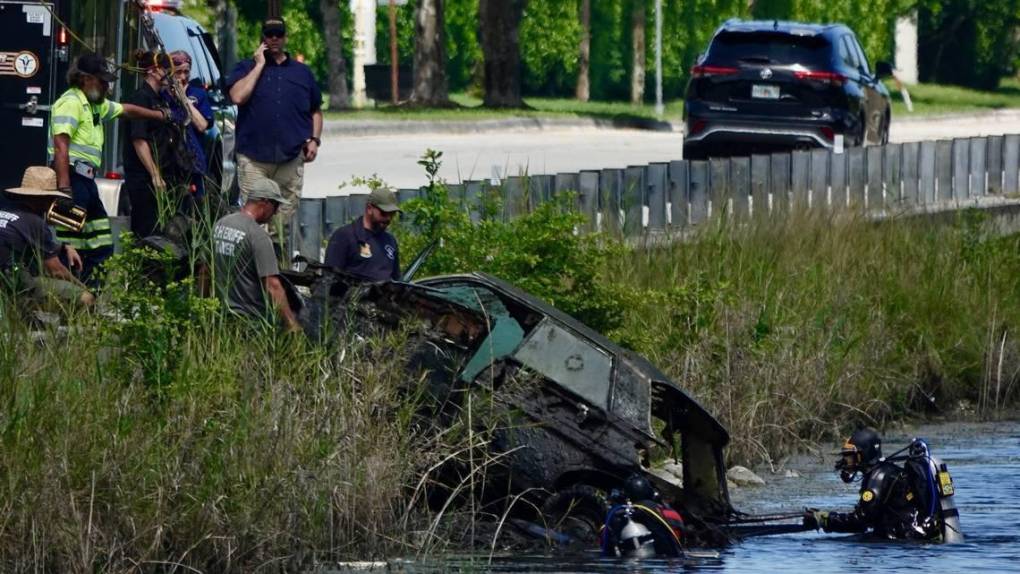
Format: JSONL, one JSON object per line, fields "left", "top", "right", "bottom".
{"left": 225, "top": 16, "right": 323, "bottom": 259}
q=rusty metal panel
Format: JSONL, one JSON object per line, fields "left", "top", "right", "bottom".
{"left": 987, "top": 136, "right": 1004, "bottom": 194}
{"left": 730, "top": 156, "right": 751, "bottom": 220}
{"left": 809, "top": 149, "right": 829, "bottom": 209}
{"left": 646, "top": 163, "right": 668, "bottom": 230}
{"left": 668, "top": 160, "right": 689, "bottom": 228}
{"left": 689, "top": 160, "right": 709, "bottom": 225}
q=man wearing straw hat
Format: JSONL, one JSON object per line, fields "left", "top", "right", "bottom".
{"left": 0, "top": 167, "right": 94, "bottom": 308}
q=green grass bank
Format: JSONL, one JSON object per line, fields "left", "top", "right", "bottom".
{"left": 3, "top": 194, "right": 1020, "bottom": 569}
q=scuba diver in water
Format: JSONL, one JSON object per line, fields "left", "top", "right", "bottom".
{"left": 601, "top": 474, "right": 687, "bottom": 558}
{"left": 804, "top": 427, "right": 964, "bottom": 543}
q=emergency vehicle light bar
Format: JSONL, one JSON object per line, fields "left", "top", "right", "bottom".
{"left": 143, "top": 0, "right": 182, "bottom": 12}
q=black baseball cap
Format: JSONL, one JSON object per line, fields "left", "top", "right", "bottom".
{"left": 262, "top": 18, "right": 286, "bottom": 36}
{"left": 76, "top": 53, "right": 117, "bottom": 82}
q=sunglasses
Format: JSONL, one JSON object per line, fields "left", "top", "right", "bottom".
{"left": 263, "top": 30, "right": 285, "bottom": 39}
{"left": 175, "top": 68, "right": 191, "bottom": 76}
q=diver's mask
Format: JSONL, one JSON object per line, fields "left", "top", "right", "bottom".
{"left": 835, "top": 451, "right": 861, "bottom": 483}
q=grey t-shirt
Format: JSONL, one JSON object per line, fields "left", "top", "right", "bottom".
{"left": 212, "top": 211, "right": 280, "bottom": 320}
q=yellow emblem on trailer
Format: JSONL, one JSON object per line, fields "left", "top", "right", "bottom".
{"left": 862, "top": 490, "right": 874, "bottom": 502}
{"left": 938, "top": 470, "right": 955, "bottom": 496}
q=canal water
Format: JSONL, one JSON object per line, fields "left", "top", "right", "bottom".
{"left": 388, "top": 420, "right": 1020, "bottom": 573}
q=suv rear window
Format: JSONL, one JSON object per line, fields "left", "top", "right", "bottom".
{"left": 706, "top": 31, "right": 831, "bottom": 68}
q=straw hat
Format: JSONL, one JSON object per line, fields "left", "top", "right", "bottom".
{"left": 5, "top": 166, "right": 70, "bottom": 199}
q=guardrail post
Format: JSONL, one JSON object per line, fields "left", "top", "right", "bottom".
{"left": 578, "top": 171, "right": 600, "bottom": 229}
{"left": 987, "top": 136, "right": 1004, "bottom": 194}
{"left": 936, "top": 140, "right": 953, "bottom": 201}
{"left": 646, "top": 163, "right": 668, "bottom": 230}
{"left": 970, "top": 137, "right": 988, "bottom": 197}
{"left": 884, "top": 143, "right": 902, "bottom": 207}
{"left": 554, "top": 172, "right": 580, "bottom": 211}
{"left": 600, "top": 168, "right": 624, "bottom": 234}
{"left": 847, "top": 147, "right": 866, "bottom": 208}
{"left": 952, "top": 138, "right": 970, "bottom": 200}
{"left": 708, "top": 158, "right": 730, "bottom": 220}
{"left": 866, "top": 146, "right": 883, "bottom": 210}
{"left": 900, "top": 143, "right": 919, "bottom": 205}
{"left": 503, "top": 175, "right": 525, "bottom": 219}
{"left": 297, "top": 198, "right": 323, "bottom": 262}
{"left": 830, "top": 150, "right": 848, "bottom": 209}
{"left": 348, "top": 193, "right": 369, "bottom": 223}
{"left": 919, "top": 141, "right": 937, "bottom": 204}
{"left": 1004, "top": 135, "right": 1020, "bottom": 194}
{"left": 791, "top": 150, "right": 810, "bottom": 210}
{"left": 750, "top": 154, "right": 770, "bottom": 217}
{"left": 730, "top": 156, "right": 751, "bottom": 220}
{"left": 464, "top": 180, "right": 483, "bottom": 222}
{"left": 623, "top": 166, "right": 645, "bottom": 235}
{"left": 771, "top": 152, "right": 792, "bottom": 214}
{"left": 809, "top": 149, "right": 829, "bottom": 209}
{"left": 324, "top": 195, "right": 347, "bottom": 239}
{"left": 668, "top": 160, "right": 688, "bottom": 228}
{"left": 688, "top": 160, "right": 709, "bottom": 225}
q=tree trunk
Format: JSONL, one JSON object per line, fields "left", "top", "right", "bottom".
{"left": 630, "top": 0, "right": 646, "bottom": 105}
{"left": 576, "top": 0, "right": 590, "bottom": 102}
{"left": 319, "top": 0, "right": 350, "bottom": 109}
{"left": 206, "top": 0, "right": 238, "bottom": 71}
{"left": 411, "top": 0, "right": 450, "bottom": 105}
{"left": 478, "top": 0, "right": 527, "bottom": 108}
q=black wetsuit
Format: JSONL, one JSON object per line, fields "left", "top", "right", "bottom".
{"left": 824, "top": 460, "right": 942, "bottom": 540}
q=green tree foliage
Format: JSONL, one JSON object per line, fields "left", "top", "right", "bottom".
{"left": 520, "top": 0, "right": 582, "bottom": 95}
{"left": 916, "top": 0, "right": 1020, "bottom": 89}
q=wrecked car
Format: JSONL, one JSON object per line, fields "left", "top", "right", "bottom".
{"left": 282, "top": 264, "right": 790, "bottom": 548}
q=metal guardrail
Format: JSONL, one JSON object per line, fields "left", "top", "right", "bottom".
{"left": 286, "top": 134, "right": 1020, "bottom": 261}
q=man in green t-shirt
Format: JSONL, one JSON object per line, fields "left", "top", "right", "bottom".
{"left": 212, "top": 178, "right": 301, "bottom": 332}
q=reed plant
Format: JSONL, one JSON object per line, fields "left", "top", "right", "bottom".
{"left": 609, "top": 209, "right": 1020, "bottom": 464}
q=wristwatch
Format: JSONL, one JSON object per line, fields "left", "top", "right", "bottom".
{"left": 307, "top": 136, "right": 321, "bottom": 146}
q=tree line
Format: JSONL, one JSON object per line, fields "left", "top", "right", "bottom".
{"left": 206, "top": 0, "right": 1020, "bottom": 109}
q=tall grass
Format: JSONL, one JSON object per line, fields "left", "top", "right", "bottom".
{"left": 609, "top": 209, "right": 1020, "bottom": 464}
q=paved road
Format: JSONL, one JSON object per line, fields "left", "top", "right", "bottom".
{"left": 304, "top": 110, "right": 1020, "bottom": 198}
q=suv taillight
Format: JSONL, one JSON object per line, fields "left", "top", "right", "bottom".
{"left": 794, "top": 70, "right": 846, "bottom": 86}
{"left": 691, "top": 65, "right": 739, "bottom": 79}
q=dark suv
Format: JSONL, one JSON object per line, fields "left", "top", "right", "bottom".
{"left": 683, "top": 19, "right": 892, "bottom": 159}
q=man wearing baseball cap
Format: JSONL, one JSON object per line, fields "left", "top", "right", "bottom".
{"left": 324, "top": 187, "right": 401, "bottom": 281}
{"left": 226, "top": 16, "right": 323, "bottom": 252}
{"left": 212, "top": 177, "right": 301, "bottom": 332}
{"left": 1, "top": 167, "right": 94, "bottom": 308}
{"left": 48, "top": 53, "right": 169, "bottom": 283}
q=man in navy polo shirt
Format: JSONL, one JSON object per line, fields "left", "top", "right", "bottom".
{"left": 226, "top": 16, "right": 323, "bottom": 248}
{"left": 324, "top": 187, "right": 401, "bottom": 282}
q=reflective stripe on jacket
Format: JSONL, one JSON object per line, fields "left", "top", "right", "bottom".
{"left": 47, "top": 87, "right": 124, "bottom": 168}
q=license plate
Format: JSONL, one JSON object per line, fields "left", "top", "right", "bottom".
{"left": 752, "top": 84, "right": 780, "bottom": 99}
{"left": 938, "top": 470, "right": 955, "bottom": 496}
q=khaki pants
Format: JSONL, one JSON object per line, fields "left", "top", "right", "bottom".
{"left": 237, "top": 153, "right": 304, "bottom": 236}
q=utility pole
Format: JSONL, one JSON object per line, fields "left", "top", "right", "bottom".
{"left": 389, "top": 0, "right": 398, "bottom": 104}
{"left": 654, "top": 0, "right": 663, "bottom": 117}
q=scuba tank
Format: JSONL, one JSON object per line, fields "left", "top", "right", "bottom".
{"left": 905, "top": 439, "right": 964, "bottom": 543}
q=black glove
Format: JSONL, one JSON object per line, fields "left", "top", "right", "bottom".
{"left": 803, "top": 508, "right": 828, "bottom": 530}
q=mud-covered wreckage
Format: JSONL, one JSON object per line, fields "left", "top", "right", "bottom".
{"left": 283, "top": 263, "right": 768, "bottom": 548}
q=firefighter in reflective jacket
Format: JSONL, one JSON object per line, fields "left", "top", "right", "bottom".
{"left": 804, "top": 428, "right": 963, "bottom": 542}
{"left": 48, "top": 53, "right": 167, "bottom": 282}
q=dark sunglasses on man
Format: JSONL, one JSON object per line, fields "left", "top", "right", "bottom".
{"left": 263, "top": 30, "right": 285, "bottom": 39}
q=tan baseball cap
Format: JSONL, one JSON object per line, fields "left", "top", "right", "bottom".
{"left": 245, "top": 178, "right": 290, "bottom": 205}
{"left": 4, "top": 166, "right": 70, "bottom": 199}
